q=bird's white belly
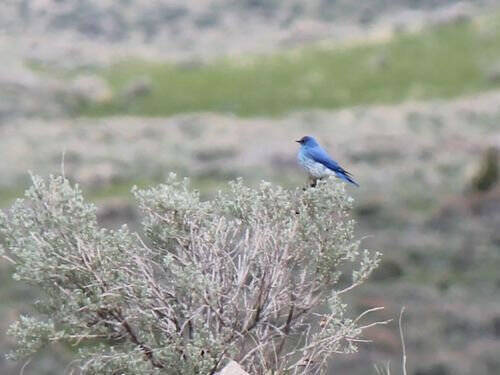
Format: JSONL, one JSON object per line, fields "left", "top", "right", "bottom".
{"left": 298, "top": 152, "right": 334, "bottom": 179}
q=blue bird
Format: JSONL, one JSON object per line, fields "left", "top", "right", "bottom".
{"left": 296, "top": 136, "right": 359, "bottom": 187}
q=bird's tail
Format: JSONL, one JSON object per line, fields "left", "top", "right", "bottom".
{"left": 336, "top": 172, "right": 360, "bottom": 187}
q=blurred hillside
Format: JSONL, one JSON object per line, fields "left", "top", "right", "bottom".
{"left": 1, "top": 1, "right": 500, "bottom": 375}
{"left": 0, "top": 0, "right": 496, "bottom": 74}
{"left": 3, "top": 1, "right": 500, "bottom": 123}
{"left": 2, "top": 0, "right": 495, "bottom": 57}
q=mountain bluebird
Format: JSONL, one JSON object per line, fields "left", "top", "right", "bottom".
{"left": 296, "top": 136, "right": 359, "bottom": 187}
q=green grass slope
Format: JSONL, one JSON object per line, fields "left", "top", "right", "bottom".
{"left": 76, "top": 15, "right": 500, "bottom": 117}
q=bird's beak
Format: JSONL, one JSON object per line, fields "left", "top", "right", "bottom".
{"left": 295, "top": 140, "right": 301, "bottom": 143}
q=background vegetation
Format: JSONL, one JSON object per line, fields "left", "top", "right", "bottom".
{"left": 1, "top": 0, "right": 499, "bottom": 374}
{"left": 33, "top": 13, "right": 500, "bottom": 117}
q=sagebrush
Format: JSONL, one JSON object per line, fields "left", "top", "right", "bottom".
{"left": 0, "top": 174, "right": 382, "bottom": 374}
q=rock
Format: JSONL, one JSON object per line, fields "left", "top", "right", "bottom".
{"left": 121, "top": 76, "right": 152, "bottom": 101}
{"left": 466, "top": 147, "right": 498, "bottom": 193}
{"left": 218, "top": 361, "right": 249, "bottom": 375}
{"left": 70, "top": 74, "right": 113, "bottom": 106}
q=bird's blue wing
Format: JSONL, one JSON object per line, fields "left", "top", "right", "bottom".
{"left": 306, "top": 146, "right": 342, "bottom": 171}
{"left": 306, "top": 146, "right": 359, "bottom": 186}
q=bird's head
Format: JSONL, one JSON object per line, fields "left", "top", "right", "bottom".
{"left": 296, "top": 136, "right": 319, "bottom": 147}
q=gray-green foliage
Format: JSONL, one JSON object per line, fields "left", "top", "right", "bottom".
{"left": 1, "top": 174, "right": 382, "bottom": 374}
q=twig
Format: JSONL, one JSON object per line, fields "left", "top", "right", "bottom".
{"left": 61, "top": 148, "right": 66, "bottom": 180}
{"left": 20, "top": 358, "right": 32, "bottom": 375}
{"left": 399, "top": 306, "right": 407, "bottom": 375}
